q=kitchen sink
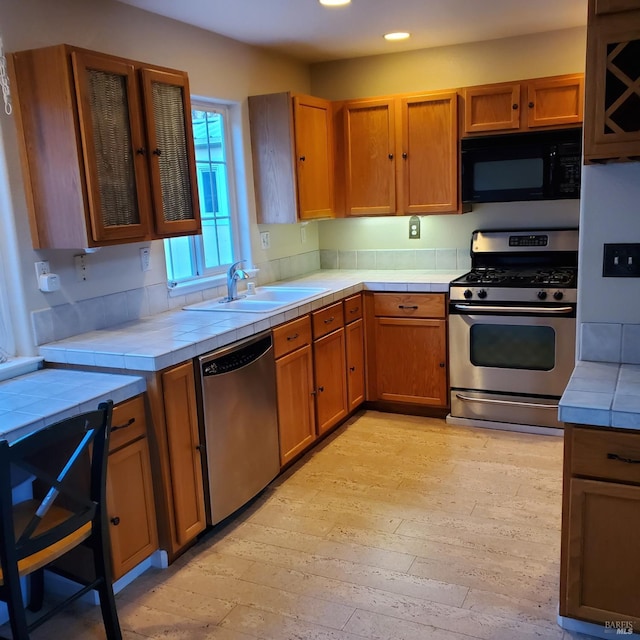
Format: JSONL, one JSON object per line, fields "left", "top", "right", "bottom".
{"left": 184, "top": 286, "right": 330, "bottom": 313}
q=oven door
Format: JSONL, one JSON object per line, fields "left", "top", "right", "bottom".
{"left": 448, "top": 303, "right": 576, "bottom": 397}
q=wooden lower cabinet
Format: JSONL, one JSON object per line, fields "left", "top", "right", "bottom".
{"left": 560, "top": 424, "right": 640, "bottom": 626}
{"left": 107, "top": 395, "right": 158, "bottom": 580}
{"left": 314, "top": 328, "right": 348, "bottom": 435}
{"left": 143, "top": 361, "right": 206, "bottom": 561}
{"left": 365, "top": 293, "right": 448, "bottom": 407}
{"left": 275, "top": 343, "right": 316, "bottom": 465}
{"left": 345, "top": 317, "right": 365, "bottom": 411}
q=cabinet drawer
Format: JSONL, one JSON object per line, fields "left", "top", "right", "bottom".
{"left": 312, "top": 302, "right": 345, "bottom": 339}
{"left": 344, "top": 294, "right": 363, "bottom": 323}
{"left": 273, "top": 316, "right": 312, "bottom": 359}
{"left": 373, "top": 293, "right": 445, "bottom": 318}
{"left": 110, "top": 394, "right": 147, "bottom": 452}
{"left": 571, "top": 426, "right": 640, "bottom": 484}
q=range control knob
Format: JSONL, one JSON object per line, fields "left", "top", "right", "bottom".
{"left": 553, "top": 291, "right": 564, "bottom": 300}
{"left": 464, "top": 289, "right": 473, "bottom": 299}
{"left": 477, "top": 289, "right": 487, "bottom": 299}
{"left": 537, "top": 290, "right": 548, "bottom": 300}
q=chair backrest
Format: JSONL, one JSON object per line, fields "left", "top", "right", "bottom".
{"left": 0, "top": 401, "right": 113, "bottom": 566}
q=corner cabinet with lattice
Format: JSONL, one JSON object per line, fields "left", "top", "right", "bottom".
{"left": 584, "top": 0, "right": 640, "bottom": 163}
{"left": 8, "top": 44, "right": 201, "bottom": 249}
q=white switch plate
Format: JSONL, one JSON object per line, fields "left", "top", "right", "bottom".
{"left": 140, "top": 247, "right": 151, "bottom": 272}
{"left": 260, "top": 231, "right": 271, "bottom": 250}
{"left": 300, "top": 226, "right": 307, "bottom": 244}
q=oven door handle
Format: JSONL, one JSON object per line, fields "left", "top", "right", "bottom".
{"left": 453, "top": 304, "right": 574, "bottom": 315}
{"left": 455, "top": 393, "right": 558, "bottom": 410}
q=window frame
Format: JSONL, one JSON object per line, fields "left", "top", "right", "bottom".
{"left": 165, "top": 100, "right": 243, "bottom": 291}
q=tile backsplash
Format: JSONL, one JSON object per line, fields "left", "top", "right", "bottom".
{"left": 30, "top": 248, "right": 468, "bottom": 347}
{"left": 580, "top": 322, "right": 640, "bottom": 364}
{"left": 320, "top": 248, "right": 471, "bottom": 271}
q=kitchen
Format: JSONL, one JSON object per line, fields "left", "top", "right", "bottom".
{"left": 0, "top": 0, "right": 639, "bottom": 638}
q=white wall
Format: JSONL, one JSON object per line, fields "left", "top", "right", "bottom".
{"left": 0, "top": 0, "right": 311, "bottom": 354}
{"left": 578, "top": 163, "right": 640, "bottom": 325}
{"left": 312, "top": 27, "right": 586, "bottom": 252}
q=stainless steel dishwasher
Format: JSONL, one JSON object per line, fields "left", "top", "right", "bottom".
{"left": 197, "top": 331, "right": 280, "bottom": 525}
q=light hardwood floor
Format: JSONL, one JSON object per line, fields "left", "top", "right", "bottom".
{"left": 8, "top": 411, "right": 599, "bottom": 639}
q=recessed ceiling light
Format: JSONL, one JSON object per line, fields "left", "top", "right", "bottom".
{"left": 319, "top": 0, "right": 351, "bottom": 6}
{"left": 384, "top": 32, "right": 411, "bottom": 41}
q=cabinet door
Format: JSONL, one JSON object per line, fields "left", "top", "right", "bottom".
{"left": 463, "top": 83, "right": 521, "bottom": 133}
{"left": 161, "top": 362, "right": 206, "bottom": 550}
{"left": 344, "top": 98, "right": 396, "bottom": 215}
{"left": 399, "top": 92, "right": 458, "bottom": 214}
{"left": 345, "top": 317, "right": 365, "bottom": 412}
{"left": 71, "top": 50, "right": 152, "bottom": 243}
{"left": 563, "top": 478, "right": 640, "bottom": 623}
{"left": 594, "top": 0, "right": 640, "bottom": 14}
{"left": 526, "top": 76, "right": 584, "bottom": 129}
{"left": 140, "top": 68, "right": 201, "bottom": 236}
{"left": 107, "top": 437, "right": 158, "bottom": 580}
{"left": 584, "top": 7, "right": 640, "bottom": 161}
{"left": 276, "top": 344, "right": 316, "bottom": 466}
{"left": 314, "top": 329, "right": 348, "bottom": 435}
{"left": 373, "top": 317, "right": 447, "bottom": 406}
{"left": 293, "top": 95, "right": 335, "bottom": 220}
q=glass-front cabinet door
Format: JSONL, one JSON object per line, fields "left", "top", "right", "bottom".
{"left": 141, "top": 68, "right": 201, "bottom": 237}
{"left": 71, "top": 51, "right": 152, "bottom": 243}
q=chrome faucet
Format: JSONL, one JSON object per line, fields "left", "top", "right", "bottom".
{"left": 225, "top": 260, "right": 250, "bottom": 301}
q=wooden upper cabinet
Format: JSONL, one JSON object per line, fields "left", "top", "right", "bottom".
{"left": 526, "top": 75, "right": 584, "bottom": 129}
{"left": 140, "top": 68, "right": 200, "bottom": 236}
{"left": 248, "top": 92, "right": 335, "bottom": 223}
{"left": 463, "top": 83, "right": 521, "bottom": 133}
{"left": 584, "top": 0, "right": 640, "bottom": 162}
{"left": 293, "top": 95, "right": 335, "bottom": 219}
{"left": 9, "top": 44, "right": 201, "bottom": 249}
{"left": 463, "top": 74, "right": 584, "bottom": 136}
{"left": 343, "top": 98, "right": 397, "bottom": 216}
{"left": 399, "top": 92, "right": 458, "bottom": 214}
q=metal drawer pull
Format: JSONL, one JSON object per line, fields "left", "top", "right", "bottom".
{"left": 398, "top": 305, "right": 418, "bottom": 310}
{"left": 349, "top": 307, "right": 360, "bottom": 314}
{"left": 455, "top": 393, "right": 557, "bottom": 410}
{"left": 607, "top": 453, "right": 640, "bottom": 465}
{"left": 112, "top": 417, "right": 135, "bottom": 432}
{"left": 324, "top": 317, "right": 335, "bottom": 324}
{"left": 454, "top": 304, "right": 573, "bottom": 314}
{"left": 110, "top": 516, "right": 120, "bottom": 526}
{"left": 286, "top": 333, "right": 299, "bottom": 341}
{"left": 349, "top": 366, "right": 356, "bottom": 372}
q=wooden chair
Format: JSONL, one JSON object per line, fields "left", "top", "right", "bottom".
{"left": 0, "top": 401, "right": 122, "bottom": 639}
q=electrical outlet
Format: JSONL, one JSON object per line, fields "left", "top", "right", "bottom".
{"left": 409, "top": 216, "right": 420, "bottom": 240}
{"left": 603, "top": 243, "right": 640, "bottom": 277}
{"left": 74, "top": 254, "right": 88, "bottom": 281}
{"left": 34, "top": 261, "right": 50, "bottom": 285}
{"left": 140, "top": 247, "right": 151, "bottom": 272}
{"left": 260, "top": 231, "right": 271, "bottom": 250}
{"left": 300, "top": 226, "right": 307, "bottom": 244}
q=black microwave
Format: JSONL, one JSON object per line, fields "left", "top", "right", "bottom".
{"left": 461, "top": 128, "right": 582, "bottom": 203}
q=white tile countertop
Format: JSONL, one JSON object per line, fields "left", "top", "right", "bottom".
{"left": 559, "top": 361, "right": 640, "bottom": 430}
{"left": 38, "top": 270, "right": 463, "bottom": 372}
{"left": 0, "top": 368, "right": 146, "bottom": 443}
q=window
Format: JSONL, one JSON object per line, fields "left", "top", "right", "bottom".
{"left": 165, "top": 102, "right": 239, "bottom": 286}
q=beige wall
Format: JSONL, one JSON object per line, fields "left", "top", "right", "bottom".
{"left": 311, "top": 27, "right": 586, "bottom": 100}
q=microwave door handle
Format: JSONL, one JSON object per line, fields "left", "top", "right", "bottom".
{"left": 548, "top": 147, "right": 557, "bottom": 197}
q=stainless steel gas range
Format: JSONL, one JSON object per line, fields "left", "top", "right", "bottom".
{"left": 447, "top": 228, "right": 578, "bottom": 433}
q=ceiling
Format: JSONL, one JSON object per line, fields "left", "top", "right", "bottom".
{"left": 116, "top": 0, "right": 588, "bottom": 63}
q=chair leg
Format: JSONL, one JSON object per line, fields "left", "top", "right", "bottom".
{"left": 92, "top": 529, "right": 122, "bottom": 640}
{"left": 27, "top": 570, "right": 44, "bottom": 612}
{"left": 5, "top": 570, "right": 30, "bottom": 640}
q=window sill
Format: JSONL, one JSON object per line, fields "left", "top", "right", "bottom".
{"left": 0, "top": 357, "right": 44, "bottom": 383}
{"left": 167, "top": 274, "right": 226, "bottom": 298}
